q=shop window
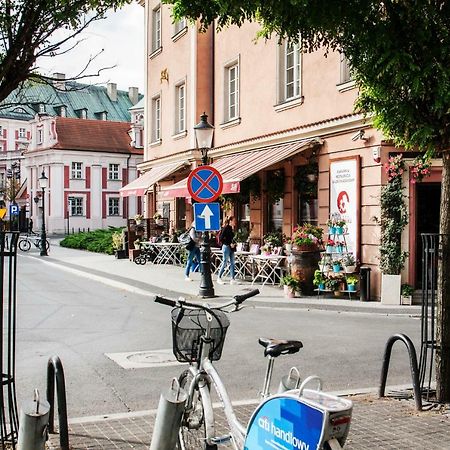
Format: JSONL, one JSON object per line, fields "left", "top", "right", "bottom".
{"left": 268, "top": 199, "right": 284, "bottom": 232}
{"left": 294, "top": 163, "right": 318, "bottom": 225}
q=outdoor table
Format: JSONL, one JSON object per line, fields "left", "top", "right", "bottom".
{"left": 249, "top": 254, "right": 287, "bottom": 286}
{"left": 140, "top": 242, "right": 184, "bottom": 266}
{"left": 211, "top": 249, "right": 253, "bottom": 280}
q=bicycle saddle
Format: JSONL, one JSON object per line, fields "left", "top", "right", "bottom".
{"left": 258, "top": 337, "right": 303, "bottom": 358}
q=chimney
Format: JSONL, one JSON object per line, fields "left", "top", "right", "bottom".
{"left": 52, "top": 73, "right": 65, "bottom": 90}
{"left": 128, "top": 87, "right": 139, "bottom": 105}
{"left": 107, "top": 82, "right": 117, "bottom": 102}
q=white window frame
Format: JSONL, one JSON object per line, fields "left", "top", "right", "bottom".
{"left": 152, "top": 5, "right": 162, "bottom": 53}
{"left": 108, "top": 163, "right": 120, "bottom": 181}
{"left": 108, "top": 197, "right": 120, "bottom": 216}
{"left": 18, "top": 128, "right": 26, "bottom": 138}
{"left": 175, "top": 83, "right": 186, "bottom": 134}
{"left": 71, "top": 197, "right": 84, "bottom": 216}
{"left": 173, "top": 17, "right": 186, "bottom": 36}
{"left": 223, "top": 58, "right": 240, "bottom": 123}
{"left": 71, "top": 162, "right": 83, "bottom": 179}
{"left": 37, "top": 128, "right": 43, "bottom": 144}
{"left": 277, "top": 40, "right": 302, "bottom": 107}
{"left": 151, "top": 95, "right": 161, "bottom": 143}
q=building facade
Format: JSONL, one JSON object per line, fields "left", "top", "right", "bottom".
{"left": 25, "top": 115, "right": 143, "bottom": 234}
{"left": 135, "top": 2, "right": 441, "bottom": 299}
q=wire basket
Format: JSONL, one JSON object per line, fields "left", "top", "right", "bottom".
{"left": 171, "top": 308, "right": 230, "bottom": 363}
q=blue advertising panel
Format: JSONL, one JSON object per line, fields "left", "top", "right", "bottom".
{"left": 194, "top": 203, "right": 221, "bottom": 232}
{"left": 244, "top": 396, "right": 325, "bottom": 450}
{"left": 9, "top": 204, "right": 19, "bottom": 216}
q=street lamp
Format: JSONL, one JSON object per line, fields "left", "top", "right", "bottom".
{"left": 194, "top": 113, "right": 215, "bottom": 297}
{"left": 38, "top": 170, "right": 48, "bottom": 256}
{"left": 7, "top": 162, "right": 20, "bottom": 231}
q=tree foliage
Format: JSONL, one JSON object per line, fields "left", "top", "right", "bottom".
{"left": 0, "top": 0, "right": 131, "bottom": 103}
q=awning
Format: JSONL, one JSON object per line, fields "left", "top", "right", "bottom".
{"left": 120, "top": 161, "right": 186, "bottom": 197}
{"left": 161, "top": 137, "right": 321, "bottom": 198}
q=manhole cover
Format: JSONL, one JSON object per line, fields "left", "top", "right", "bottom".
{"left": 105, "top": 349, "right": 181, "bottom": 369}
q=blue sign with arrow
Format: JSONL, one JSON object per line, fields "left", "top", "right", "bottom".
{"left": 194, "top": 203, "right": 220, "bottom": 232}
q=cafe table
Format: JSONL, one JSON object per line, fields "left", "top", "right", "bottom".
{"left": 249, "top": 254, "right": 287, "bottom": 286}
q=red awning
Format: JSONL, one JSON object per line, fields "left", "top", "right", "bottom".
{"left": 120, "top": 161, "right": 186, "bottom": 197}
{"left": 161, "top": 137, "right": 320, "bottom": 198}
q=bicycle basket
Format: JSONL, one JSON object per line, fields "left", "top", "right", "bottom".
{"left": 171, "top": 308, "right": 230, "bottom": 363}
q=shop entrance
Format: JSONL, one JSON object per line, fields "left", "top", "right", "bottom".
{"left": 415, "top": 183, "right": 441, "bottom": 287}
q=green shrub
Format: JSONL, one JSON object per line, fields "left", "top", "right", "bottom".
{"left": 60, "top": 227, "right": 125, "bottom": 255}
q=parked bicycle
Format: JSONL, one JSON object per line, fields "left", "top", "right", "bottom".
{"left": 151, "top": 290, "right": 353, "bottom": 450}
{"left": 18, "top": 232, "right": 50, "bottom": 252}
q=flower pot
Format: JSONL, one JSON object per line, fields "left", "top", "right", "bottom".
{"left": 326, "top": 245, "right": 334, "bottom": 253}
{"left": 336, "top": 246, "right": 343, "bottom": 254}
{"left": 401, "top": 295, "right": 412, "bottom": 305}
{"left": 285, "top": 243, "right": 293, "bottom": 253}
{"left": 347, "top": 284, "right": 356, "bottom": 292}
{"left": 381, "top": 274, "right": 401, "bottom": 305}
{"left": 292, "top": 243, "right": 318, "bottom": 252}
{"left": 332, "top": 264, "right": 341, "bottom": 273}
{"left": 290, "top": 248, "right": 321, "bottom": 295}
{"left": 115, "top": 249, "right": 127, "bottom": 259}
{"left": 335, "top": 226, "right": 344, "bottom": 235}
{"left": 283, "top": 285, "right": 296, "bottom": 298}
{"left": 344, "top": 265, "right": 356, "bottom": 273}
{"left": 318, "top": 283, "right": 325, "bottom": 290}
{"left": 329, "top": 226, "right": 337, "bottom": 234}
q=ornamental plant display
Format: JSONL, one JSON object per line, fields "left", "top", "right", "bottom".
{"left": 313, "top": 270, "right": 326, "bottom": 287}
{"left": 281, "top": 275, "right": 301, "bottom": 290}
{"left": 401, "top": 283, "right": 414, "bottom": 296}
{"left": 346, "top": 275, "right": 359, "bottom": 286}
{"left": 263, "top": 231, "right": 284, "bottom": 247}
{"left": 291, "top": 223, "right": 323, "bottom": 248}
{"left": 411, "top": 154, "right": 432, "bottom": 183}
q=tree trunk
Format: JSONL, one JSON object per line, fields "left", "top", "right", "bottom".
{"left": 436, "top": 152, "right": 450, "bottom": 402}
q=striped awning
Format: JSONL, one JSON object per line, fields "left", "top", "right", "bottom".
{"left": 120, "top": 161, "right": 186, "bottom": 197}
{"left": 161, "top": 137, "right": 321, "bottom": 198}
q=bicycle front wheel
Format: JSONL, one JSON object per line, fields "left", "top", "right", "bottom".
{"left": 18, "top": 239, "right": 31, "bottom": 252}
{"left": 178, "top": 370, "right": 217, "bottom": 450}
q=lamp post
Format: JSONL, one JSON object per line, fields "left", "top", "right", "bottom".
{"left": 7, "top": 162, "right": 20, "bottom": 231}
{"left": 38, "top": 170, "right": 48, "bottom": 256}
{"left": 194, "top": 113, "right": 215, "bottom": 298}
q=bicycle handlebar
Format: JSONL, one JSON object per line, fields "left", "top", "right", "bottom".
{"left": 234, "top": 289, "right": 260, "bottom": 304}
{"left": 154, "top": 296, "right": 178, "bottom": 307}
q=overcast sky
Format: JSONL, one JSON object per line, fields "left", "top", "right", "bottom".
{"left": 36, "top": 3, "right": 145, "bottom": 93}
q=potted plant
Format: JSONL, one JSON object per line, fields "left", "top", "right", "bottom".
{"left": 313, "top": 270, "right": 327, "bottom": 290}
{"left": 332, "top": 259, "right": 341, "bottom": 273}
{"left": 342, "top": 253, "right": 358, "bottom": 273}
{"left": 112, "top": 230, "right": 127, "bottom": 259}
{"left": 335, "top": 219, "right": 346, "bottom": 235}
{"left": 325, "top": 277, "right": 342, "bottom": 296}
{"left": 263, "top": 231, "right": 284, "bottom": 248}
{"left": 326, "top": 218, "right": 336, "bottom": 235}
{"left": 261, "top": 244, "right": 271, "bottom": 256}
{"left": 401, "top": 283, "right": 414, "bottom": 305}
{"left": 284, "top": 236, "right": 293, "bottom": 254}
{"left": 281, "top": 275, "right": 300, "bottom": 298}
{"left": 325, "top": 238, "right": 335, "bottom": 253}
{"left": 153, "top": 212, "right": 164, "bottom": 226}
{"left": 133, "top": 238, "right": 141, "bottom": 250}
{"left": 346, "top": 275, "right": 359, "bottom": 292}
{"left": 134, "top": 214, "right": 144, "bottom": 225}
{"left": 291, "top": 224, "right": 323, "bottom": 252}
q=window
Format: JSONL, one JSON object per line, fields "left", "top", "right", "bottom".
{"left": 152, "top": 6, "right": 162, "bottom": 52}
{"left": 278, "top": 41, "right": 302, "bottom": 103}
{"left": 18, "top": 128, "right": 26, "bottom": 138}
{"left": 340, "top": 54, "right": 352, "bottom": 84}
{"left": 152, "top": 95, "right": 161, "bottom": 142}
{"left": 108, "top": 197, "right": 120, "bottom": 216}
{"left": 224, "top": 62, "right": 239, "bottom": 122}
{"left": 71, "top": 197, "right": 83, "bottom": 216}
{"left": 71, "top": 162, "right": 82, "bottom": 179}
{"left": 173, "top": 17, "right": 186, "bottom": 36}
{"left": 175, "top": 83, "right": 186, "bottom": 133}
{"left": 268, "top": 199, "right": 284, "bottom": 232}
{"left": 37, "top": 129, "right": 43, "bottom": 144}
{"left": 108, "top": 163, "right": 120, "bottom": 180}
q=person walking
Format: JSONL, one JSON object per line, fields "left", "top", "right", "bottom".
{"left": 217, "top": 216, "right": 238, "bottom": 284}
{"left": 185, "top": 222, "right": 201, "bottom": 281}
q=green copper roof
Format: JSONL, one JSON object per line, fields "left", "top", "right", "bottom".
{"left": 0, "top": 80, "right": 142, "bottom": 122}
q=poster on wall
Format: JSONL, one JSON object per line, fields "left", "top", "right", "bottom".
{"left": 329, "top": 156, "right": 360, "bottom": 257}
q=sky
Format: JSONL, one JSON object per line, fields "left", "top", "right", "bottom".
{"left": 36, "top": 3, "right": 145, "bottom": 93}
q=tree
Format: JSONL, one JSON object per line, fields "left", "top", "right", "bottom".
{"left": 0, "top": 0, "right": 132, "bottom": 103}
{"left": 164, "top": 0, "right": 450, "bottom": 402}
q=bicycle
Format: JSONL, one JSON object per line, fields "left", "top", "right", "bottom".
{"left": 151, "top": 290, "right": 353, "bottom": 450}
{"left": 18, "top": 232, "right": 50, "bottom": 252}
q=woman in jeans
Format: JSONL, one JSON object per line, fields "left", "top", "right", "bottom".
{"left": 185, "top": 222, "right": 201, "bottom": 281}
{"left": 217, "top": 216, "right": 237, "bottom": 284}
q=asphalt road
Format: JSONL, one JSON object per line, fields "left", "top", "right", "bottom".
{"left": 16, "top": 253, "right": 421, "bottom": 418}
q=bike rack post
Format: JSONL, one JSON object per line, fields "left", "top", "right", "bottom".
{"left": 379, "top": 333, "right": 422, "bottom": 411}
{"left": 46, "top": 356, "right": 69, "bottom": 450}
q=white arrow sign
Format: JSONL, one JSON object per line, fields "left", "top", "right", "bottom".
{"left": 198, "top": 204, "right": 214, "bottom": 229}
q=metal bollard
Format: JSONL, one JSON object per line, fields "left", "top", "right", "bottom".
{"left": 150, "top": 378, "right": 187, "bottom": 450}
{"left": 359, "top": 266, "right": 371, "bottom": 302}
{"left": 18, "top": 389, "right": 50, "bottom": 450}
{"left": 278, "top": 367, "right": 301, "bottom": 393}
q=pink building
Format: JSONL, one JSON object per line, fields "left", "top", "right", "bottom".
{"left": 130, "top": 2, "right": 442, "bottom": 300}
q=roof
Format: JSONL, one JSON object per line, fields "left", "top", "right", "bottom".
{"left": 0, "top": 80, "right": 143, "bottom": 122}
{"left": 39, "top": 117, "right": 142, "bottom": 154}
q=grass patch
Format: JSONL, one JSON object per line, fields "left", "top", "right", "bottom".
{"left": 60, "top": 227, "right": 124, "bottom": 255}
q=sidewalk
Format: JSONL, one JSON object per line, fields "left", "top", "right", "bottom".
{"left": 28, "top": 239, "right": 422, "bottom": 316}
{"left": 28, "top": 241, "right": 444, "bottom": 449}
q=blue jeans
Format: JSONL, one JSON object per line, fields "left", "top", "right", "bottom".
{"left": 218, "top": 244, "right": 235, "bottom": 279}
{"left": 185, "top": 247, "right": 201, "bottom": 276}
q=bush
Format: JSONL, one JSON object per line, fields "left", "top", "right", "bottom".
{"left": 60, "top": 227, "right": 125, "bottom": 255}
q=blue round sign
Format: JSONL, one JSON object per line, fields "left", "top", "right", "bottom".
{"left": 187, "top": 166, "right": 223, "bottom": 203}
